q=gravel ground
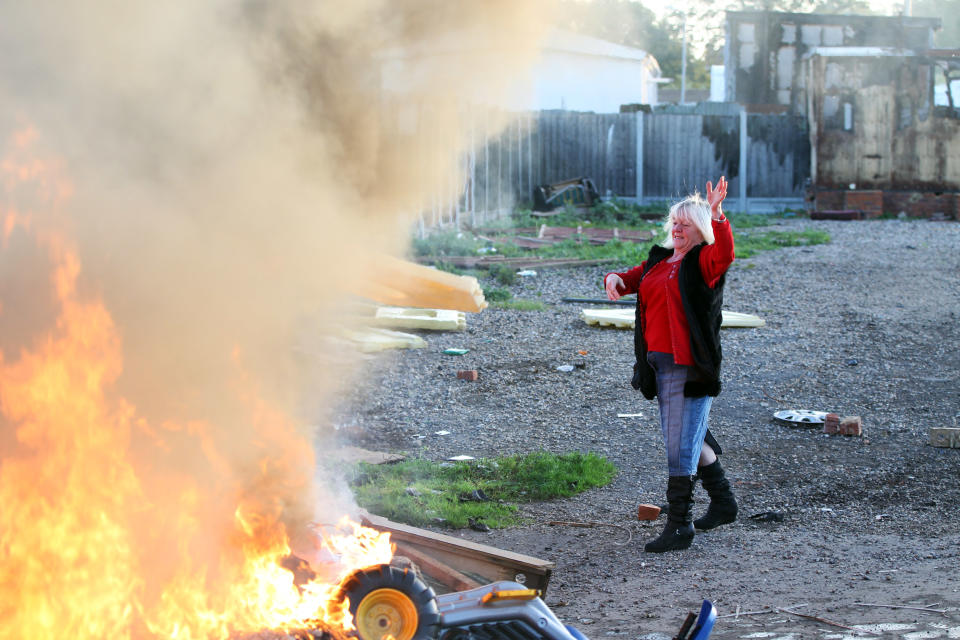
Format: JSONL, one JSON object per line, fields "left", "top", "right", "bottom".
{"left": 333, "top": 218, "right": 960, "bottom": 639}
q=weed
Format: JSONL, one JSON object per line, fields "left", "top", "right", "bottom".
{"left": 491, "top": 264, "right": 517, "bottom": 286}
{"left": 483, "top": 287, "right": 512, "bottom": 303}
{"left": 350, "top": 451, "right": 617, "bottom": 529}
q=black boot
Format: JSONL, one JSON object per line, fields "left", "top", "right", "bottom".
{"left": 644, "top": 475, "right": 695, "bottom": 553}
{"left": 694, "top": 459, "right": 738, "bottom": 531}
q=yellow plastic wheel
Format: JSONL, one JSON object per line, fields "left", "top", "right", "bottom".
{"left": 332, "top": 565, "right": 440, "bottom": 640}
{"left": 355, "top": 588, "right": 419, "bottom": 640}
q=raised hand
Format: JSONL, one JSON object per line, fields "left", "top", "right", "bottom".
{"left": 706, "top": 176, "right": 727, "bottom": 218}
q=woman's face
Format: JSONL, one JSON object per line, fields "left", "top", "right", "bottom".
{"left": 671, "top": 211, "right": 703, "bottom": 254}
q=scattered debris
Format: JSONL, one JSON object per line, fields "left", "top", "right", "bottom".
{"left": 448, "top": 455, "right": 475, "bottom": 462}
{"left": 406, "top": 487, "right": 422, "bottom": 497}
{"left": 846, "top": 358, "right": 859, "bottom": 366}
{"left": 532, "top": 177, "right": 600, "bottom": 212}
{"left": 773, "top": 409, "right": 828, "bottom": 427}
{"left": 374, "top": 306, "right": 467, "bottom": 331}
{"left": 434, "top": 430, "right": 451, "bottom": 436}
{"left": 456, "top": 369, "right": 479, "bottom": 381}
{"left": 776, "top": 606, "right": 882, "bottom": 636}
{"left": 577, "top": 349, "right": 588, "bottom": 355}
{"left": 851, "top": 602, "right": 947, "bottom": 614}
{"left": 467, "top": 518, "right": 491, "bottom": 532}
{"left": 459, "top": 489, "right": 490, "bottom": 503}
{"left": 637, "top": 504, "right": 661, "bottom": 521}
{"left": 546, "top": 520, "right": 633, "bottom": 546}
{"left": 823, "top": 413, "right": 840, "bottom": 434}
{"left": 581, "top": 308, "right": 764, "bottom": 329}
{"left": 839, "top": 415, "right": 863, "bottom": 436}
{"left": 749, "top": 511, "right": 784, "bottom": 523}
{"left": 443, "top": 348, "right": 470, "bottom": 356}
{"left": 517, "top": 270, "right": 538, "bottom": 277}
{"left": 617, "top": 413, "right": 644, "bottom": 418}
{"left": 342, "top": 328, "right": 426, "bottom": 353}
{"left": 929, "top": 427, "right": 960, "bottom": 448}
{"left": 556, "top": 365, "right": 575, "bottom": 372}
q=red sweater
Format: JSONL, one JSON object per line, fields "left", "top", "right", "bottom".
{"left": 608, "top": 218, "right": 734, "bottom": 366}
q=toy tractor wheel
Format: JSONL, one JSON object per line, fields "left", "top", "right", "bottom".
{"left": 334, "top": 564, "right": 440, "bottom": 640}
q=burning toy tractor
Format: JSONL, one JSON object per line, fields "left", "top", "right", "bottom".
{"left": 331, "top": 564, "right": 716, "bottom": 640}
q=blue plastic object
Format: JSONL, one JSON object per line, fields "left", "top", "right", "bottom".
{"left": 565, "top": 624, "right": 589, "bottom": 640}
{"left": 690, "top": 600, "right": 717, "bottom": 640}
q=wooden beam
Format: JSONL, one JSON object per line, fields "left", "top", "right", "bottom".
{"left": 393, "top": 541, "right": 482, "bottom": 593}
{"left": 360, "top": 511, "right": 554, "bottom": 595}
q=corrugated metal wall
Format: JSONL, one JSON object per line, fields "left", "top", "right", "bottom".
{"left": 420, "top": 107, "right": 810, "bottom": 229}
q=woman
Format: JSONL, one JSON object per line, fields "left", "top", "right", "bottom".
{"left": 604, "top": 177, "right": 738, "bottom": 553}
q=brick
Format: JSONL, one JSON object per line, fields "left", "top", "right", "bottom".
{"left": 882, "top": 190, "right": 960, "bottom": 219}
{"left": 843, "top": 190, "right": 883, "bottom": 218}
{"left": 839, "top": 416, "right": 862, "bottom": 437}
{"left": 823, "top": 413, "right": 840, "bottom": 435}
{"left": 814, "top": 189, "right": 844, "bottom": 211}
{"left": 637, "top": 504, "right": 661, "bottom": 521}
{"left": 456, "top": 369, "right": 479, "bottom": 381}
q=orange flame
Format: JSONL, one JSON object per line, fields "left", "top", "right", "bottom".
{"left": 0, "top": 128, "right": 393, "bottom": 638}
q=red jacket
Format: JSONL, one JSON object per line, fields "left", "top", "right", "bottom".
{"left": 607, "top": 218, "right": 734, "bottom": 366}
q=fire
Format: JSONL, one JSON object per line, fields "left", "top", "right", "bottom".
{"left": 0, "top": 129, "right": 393, "bottom": 638}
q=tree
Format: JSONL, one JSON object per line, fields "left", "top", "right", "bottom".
{"left": 913, "top": 0, "right": 960, "bottom": 48}
{"left": 552, "top": 0, "right": 684, "bottom": 80}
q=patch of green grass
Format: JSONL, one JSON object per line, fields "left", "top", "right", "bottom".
{"left": 734, "top": 228, "right": 831, "bottom": 259}
{"left": 492, "top": 299, "right": 547, "bottom": 311}
{"left": 726, "top": 211, "right": 775, "bottom": 229}
{"left": 482, "top": 287, "right": 512, "bottom": 303}
{"left": 350, "top": 451, "right": 617, "bottom": 529}
{"left": 532, "top": 237, "right": 659, "bottom": 265}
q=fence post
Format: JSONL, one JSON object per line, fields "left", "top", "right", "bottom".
{"left": 739, "top": 108, "right": 748, "bottom": 213}
{"left": 635, "top": 110, "right": 644, "bottom": 204}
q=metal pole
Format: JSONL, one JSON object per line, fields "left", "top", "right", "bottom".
{"left": 635, "top": 110, "right": 644, "bottom": 204}
{"left": 680, "top": 13, "right": 687, "bottom": 104}
{"left": 739, "top": 108, "right": 748, "bottom": 213}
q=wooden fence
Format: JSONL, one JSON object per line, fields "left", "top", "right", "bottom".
{"left": 420, "top": 104, "right": 810, "bottom": 229}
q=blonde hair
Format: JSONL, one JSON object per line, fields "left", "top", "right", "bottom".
{"left": 661, "top": 193, "right": 714, "bottom": 248}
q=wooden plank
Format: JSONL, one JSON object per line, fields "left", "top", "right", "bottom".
{"left": 930, "top": 428, "right": 960, "bottom": 448}
{"left": 393, "top": 541, "right": 483, "bottom": 593}
{"left": 360, "top": 511, "right": 554, "bottom": 594}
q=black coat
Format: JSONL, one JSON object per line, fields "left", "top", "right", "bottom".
{"left": 631, "top": 242, "right": 726, "bottom": 400}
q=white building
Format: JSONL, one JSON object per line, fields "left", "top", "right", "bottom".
{"left": 526, "top": 29, "right": 664, "bottom": 111}
{"left": 380, "top": 28, "right": 664, "bottom": 114}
